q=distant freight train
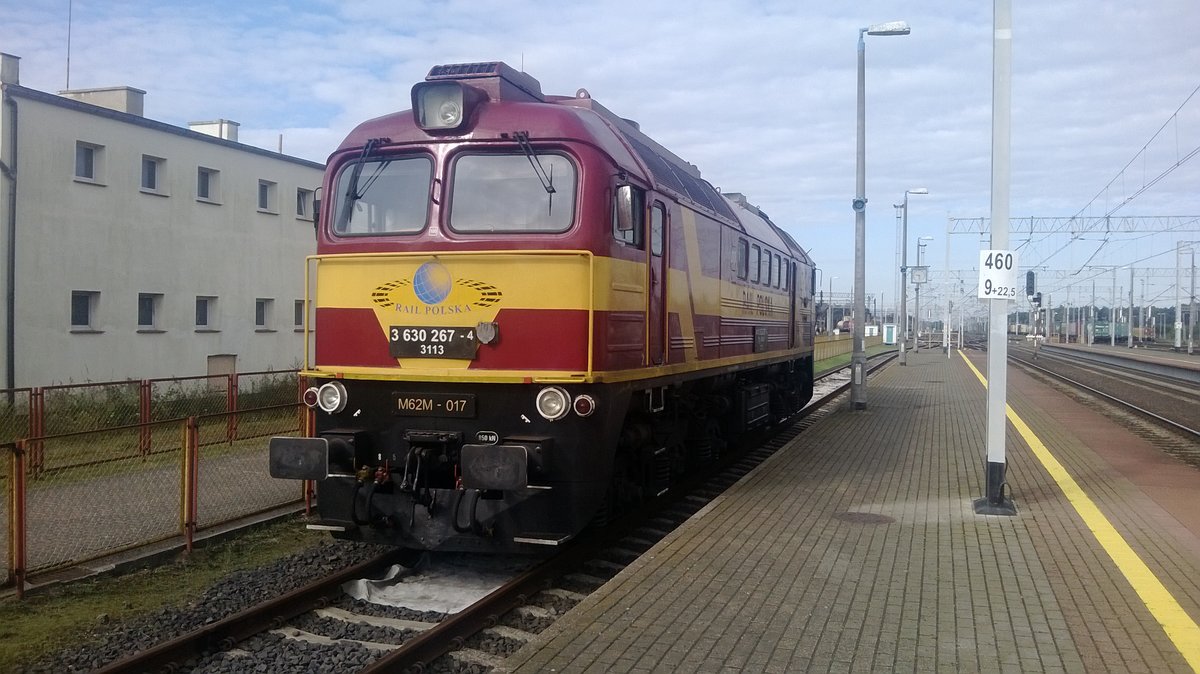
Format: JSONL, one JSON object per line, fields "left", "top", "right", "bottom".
{"left": 269, "top": 63, "right": 817, "bottom": 552}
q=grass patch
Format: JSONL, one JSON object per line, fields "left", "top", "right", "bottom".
{"left": 0, "top": 516, "right": 325, "bottom": 670}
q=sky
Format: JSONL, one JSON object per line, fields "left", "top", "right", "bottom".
{"left": 3, "top": 0, "right": 1199, "bottom": 318}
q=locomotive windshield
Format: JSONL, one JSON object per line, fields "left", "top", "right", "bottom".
{"left": 332, "top": 156, "right": 432, "bottom": 235}
{"left": 449, "top": 153, "right": 576, "bottom": 233}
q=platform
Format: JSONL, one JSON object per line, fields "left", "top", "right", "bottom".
{"left": 1035, "top": 340, "right": 1200, "bottom": 372}
{"left": 502, "top": 349, "right": 1200, "bottom": 673}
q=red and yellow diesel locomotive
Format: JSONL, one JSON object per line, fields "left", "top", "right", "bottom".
{"left": 270, "top": 62, "right": 816, "bottom": 552}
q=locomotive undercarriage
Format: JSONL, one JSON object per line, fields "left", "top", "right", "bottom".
{"left": 597, "top": 356, "right": 814, "bottom": 524}
{"left": 270, "top": 357, "right": 813, "bottom": 553}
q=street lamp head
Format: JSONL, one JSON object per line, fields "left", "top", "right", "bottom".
{"left": 906, "top": 188, "right": 929, "bottom": 195}
{"left": 919, "top": 236, "right": 934, "bottom": 242}
{"left": 866, "top": 21, "right": 911, "bottom": 36}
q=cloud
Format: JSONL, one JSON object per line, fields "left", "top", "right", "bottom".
{"left": 3, "top": 0, "right": 1199, "bottom": 306}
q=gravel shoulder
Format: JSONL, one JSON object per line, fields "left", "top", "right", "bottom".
{"left": 1, "top": 516, "right": 386, "bottom": 673}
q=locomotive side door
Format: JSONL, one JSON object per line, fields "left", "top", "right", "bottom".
{"left": 788, "top": 260, "right": 797, "bottom": 349}
{"left": 647, "top": 201, "right": 668, "bottom": 365}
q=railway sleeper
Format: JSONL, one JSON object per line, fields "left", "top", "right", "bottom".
{"left": 468, "top": 625, "right": 534, "bottom": 657}
{"left": 447, "top": 647, "right": 507, "bottom": 670}
{"left": 270, "top": 627, "right": 399, "bottom": 652}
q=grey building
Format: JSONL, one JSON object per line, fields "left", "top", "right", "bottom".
{"left": 0, "top": 51, "right": 324, "bottom": 387}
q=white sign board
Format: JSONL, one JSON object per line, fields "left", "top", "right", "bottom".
{"left": 977, "top": 250, "right": 1019, "bottom": 300}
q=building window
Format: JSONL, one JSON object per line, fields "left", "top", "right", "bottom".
{"left": 71, "top": 290, "right": 99, "bottom": 329}
{"left": 74, "top": 142, "right": 104, "bottom": 183}
{"left": 294, "top": 300, "right": 305, "bottom": 329}
{"left": 255, "top": 298, "right": 274, "bottom": 330}
{"left": 296, "top": 188, "right": 314, "bottom": 220}
{"left": 137, "top": 293, "right": 163, "bottom": 330}
{"left": 196, "top": 296, "right": 217, "bottom": 330}
{"left": 197, "top": 167, "right": 220, "bottom": 202}
{"left": 258, "top": 180, "right": 277, "bottom": 212}
{"left": 141, "top": 155, "right": 166, "bottom": 194}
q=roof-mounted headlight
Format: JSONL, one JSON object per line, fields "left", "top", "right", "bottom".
{"left": 411, "top": 82, "right": 484, "bottom": 132}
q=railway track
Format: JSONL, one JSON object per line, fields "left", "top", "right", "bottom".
{"left": 93, "top": 355, "right": 892, "bottom": 673}
{"left": 1009, "top": 343, "right": 1200, "bottom": 469}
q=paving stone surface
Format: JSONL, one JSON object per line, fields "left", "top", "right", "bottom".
{"left": 503, "top": 350, "right": 1200, "bottom": 673}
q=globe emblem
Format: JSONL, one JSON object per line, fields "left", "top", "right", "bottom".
{"left": 412, "top": 262, "right": 453, "bottom": 305}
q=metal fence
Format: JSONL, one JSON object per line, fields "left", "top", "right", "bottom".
{"left": 0, "top": 371, "right": 299, "bottom": 448}
{"left": 814, "top": 333, "right": 885, "bottom": 362}
{"left": 2, "top": 371, "right": 310, "bottom": 596}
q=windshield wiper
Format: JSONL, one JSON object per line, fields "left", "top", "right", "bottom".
{"left": 338, "top": 137, "right": 388, "bottom": 226}
{"left": 514, "top": 131, "right": 556, "bottom": 195}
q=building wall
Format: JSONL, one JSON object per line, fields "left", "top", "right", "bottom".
{"left": 2, "top": 85, "right": 323, "bottom": 387}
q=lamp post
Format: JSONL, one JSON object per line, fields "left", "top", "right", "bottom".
{"left": 897, "top": 188, "right": 927, "bottom": 365}
{"left": 914, "top": 236, "right": 933, "bottom": 352}
{"left": 852, "top": 19, "right": 911, "bottom": 410}
{"left": 827, "top": 275, "right": 839, "bottom": 333}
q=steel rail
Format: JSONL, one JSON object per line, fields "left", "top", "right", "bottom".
{"left": 1009, "top": 353, "right": 1200, "bottom": 441}
{"left": 92, "top": 549, "right": 415, "bottom": 673}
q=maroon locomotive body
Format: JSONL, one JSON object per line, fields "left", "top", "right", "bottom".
{"left": 269, "top": 62, "right": 816, "bottom": 552}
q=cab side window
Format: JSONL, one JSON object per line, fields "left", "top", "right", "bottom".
{"left": 650, "top": 202, "right": 666, "bottom": 257}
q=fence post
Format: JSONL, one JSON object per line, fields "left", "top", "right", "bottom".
{"left": 139, "top": 380, "right": 152, "bottom": 456}
{"left": 296, "top": 375, "right": 307, "bottom": 435}
{"left": 226, "top": 374, "right": 238, "bottom": 444}
{"left": 29, "top": 388, "right": 44, "bottom": 477}
{"left": 11, "top": 440, "right": 27, "bottom": 599}
{"left": 182, "top": 417, "right": 199, "bottom": 553}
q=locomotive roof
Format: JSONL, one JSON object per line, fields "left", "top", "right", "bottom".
{"left": 335, "top": 62, "right": 810, "bottom": 264}
{"left": 723, "top": 193, "right": 810, "bottom": 264}
{"left": 555, "top": 91, "right": 807, "bottom": 262}
{"left": 554, "top": 94, "right": 738, "bottom": 223}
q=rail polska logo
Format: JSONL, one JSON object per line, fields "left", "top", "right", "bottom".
{"left": 371, "top": 261, "right": 502, "bottom": 315}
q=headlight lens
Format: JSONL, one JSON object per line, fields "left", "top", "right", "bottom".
{"left": 535, "top": 386, "right": 570, "bottom": 421}
{"left": 316, "top": 381, "right": 348, "bottom": 414}
{"left": 414, "top": 82, "right": 466, "bottom": 130}
{"left": 437, "top": 99, "right": 463, "bottom": 126}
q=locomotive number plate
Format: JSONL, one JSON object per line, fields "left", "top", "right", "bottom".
{"left": 393, "top": 393, "right": 477, "bottom": 418}
{"left": 389, "top": 326, "right": 478, "bottom": 359}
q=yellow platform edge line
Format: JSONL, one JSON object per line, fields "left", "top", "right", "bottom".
{"left": 958, "top": 350, "right": 1200, "bottom": 672}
